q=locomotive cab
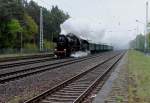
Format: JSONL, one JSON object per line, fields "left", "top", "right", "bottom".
{"left": 54, "top": 34, "right": 82, "bottom": 58}
{"left": 54, "top": 35, "right": 69, "bottom": 58}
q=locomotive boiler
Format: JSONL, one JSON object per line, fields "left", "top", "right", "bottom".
{"left": 53, "top": 33, "right": 113, "bottom": 58}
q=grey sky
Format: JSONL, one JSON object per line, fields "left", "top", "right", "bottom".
{"left": 32, "top": 0, "right": 149, "bottom": 49}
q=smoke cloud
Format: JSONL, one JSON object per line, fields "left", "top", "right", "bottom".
{"left": 60, "top": 18, "right": 133, "bottom": 50}
{"left": 60, "top": 18, "right": 105, "bottom": 43}
{"left": 70, "top": 51, "right": 89, "bottom": 58}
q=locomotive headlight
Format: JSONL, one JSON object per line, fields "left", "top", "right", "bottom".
{"left": 64, "top": 49, "right": 66, "bottom": 51}
{"left": 54, "top": 49, "right": 57, "bottom": 51}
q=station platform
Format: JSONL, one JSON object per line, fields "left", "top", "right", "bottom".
{"left": 93, "top": 53, "right": 128, "bottom": 103}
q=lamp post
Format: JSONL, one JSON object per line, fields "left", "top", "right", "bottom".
{"left": 20, "top": 32, "right": 23, "bottom": 54}
{"left": 40, "top": 8, "right": 44, "bottom": 52}
{"left": 135, "top": 2, "right": 149, "bottom": 52}
{"left": 146, "top": 1, "right": 149, "bottom": 52}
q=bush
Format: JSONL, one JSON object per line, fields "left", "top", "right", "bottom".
{"left": 44, "top": 39, "right": 55, "bottom": 50}
{"left": 24, "top": 43, "right": 38, "bottom": 53}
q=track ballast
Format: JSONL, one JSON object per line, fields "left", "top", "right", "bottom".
{"left": 24, "top": 52, "right": 124, "bottom": 103}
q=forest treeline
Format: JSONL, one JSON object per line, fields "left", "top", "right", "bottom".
{"left": 0, "top": 0, "right": 69, "bottom": 53}
{"left": 130, "top": 32, "right": 150, "bottom": 52}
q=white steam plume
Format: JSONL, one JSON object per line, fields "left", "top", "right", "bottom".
{"left": 60, "top": 18, "right": 105, "bottom": 43}
{"left": 70, "top": 51, "right": 90, "bottom": 58}
{"left": 60, "top": 18, "right": 134, "bottom": 50}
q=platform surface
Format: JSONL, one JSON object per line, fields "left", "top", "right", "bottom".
{"left": 93, "top": 53, "right": 128, "bottom": 103}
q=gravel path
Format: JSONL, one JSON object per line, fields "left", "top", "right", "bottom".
{"left": 0, "top": 52, "right": 116, "bottom": 103}
{"left": 104, "top": 53, "right": 128, "bottom": 103}
{"left": 92, "top": 53, "right": 128, "bottom": 103}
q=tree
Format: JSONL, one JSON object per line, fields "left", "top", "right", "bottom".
{"left": 25, "top": 0, "right": 40, "bottom": 26}
{"left": 26, "top": 1, "right": 70, "bottom": 41}
{"left": 23, "top": 14, "right": 38, "bottom": 42}
{"left": 25, "top": 1, "right": 70, "bottom": 50}
{"left": 130, "top": 34, "right": 145, "bottom": 51}
{"left": 136, "top": 34, "right": 145, "bottom": 51}
{"left": 50, "top": 6, "right": 69, "bottom": 38}
{"left": 0, "top": 0, "right": 25, "bottom": 49}
{"left": 0, "top": 0, "right": 70, "bottom": 51}
{"left": 0, "top": 19, "right": 22, "bottom": 48}
{"left": 7, "top": 19, "right": 23, "bottom": 34}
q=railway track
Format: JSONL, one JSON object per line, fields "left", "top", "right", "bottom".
{"left": 0, "top": 52, "right": 109, "bottom": 83}
{"left": 0, "top": 56, "right": 54, "bottom": 69}
{"left": 24, "top": 52, "right": 124, "bottom": 103}
{"left": 0, "top": 52, "right": 104, "bottom": 70}
{"left": 0, "top": 53, "right": 53, "bottom": 63}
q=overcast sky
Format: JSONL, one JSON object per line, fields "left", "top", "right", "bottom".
{"left": 32, "top": 0, "right": 149, "bottom": 49}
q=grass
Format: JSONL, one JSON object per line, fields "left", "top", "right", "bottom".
{"left": 116, "top": 96, "right": 124, "bottom": 103}
{"left": 128, "top": 50, "right": 150, "bottom": 103}
{"left": 7, "top": 90, "right": 39, "bottom": 103}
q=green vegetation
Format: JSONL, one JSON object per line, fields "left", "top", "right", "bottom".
{"left": 130, "top": 28, "right": 150, "bottom": 52}
{"left": 128, "top": 50, "right": 150, "bottom": 103}
{"left": 116, "top": 96, "right": 124, "bottom": 103}
{"left": 0, "top": 0, "right": 69, "bottom": 53}
{"left": 43, "top": 39, "right": 55, "bottom": 50}
{"left": 130, "top": 34, "right": 145, "bottom": 51}
{"left": 7, "top": 19, "right": 23, "bottom": 34}
{"left": 7, "top": 90, "right": 38, "bottom": 103}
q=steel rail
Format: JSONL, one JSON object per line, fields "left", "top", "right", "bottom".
{"left": 0, "top": 53, "right": 106, "bottom": 83}
{"left": 0, "top": 57, "right": 54, "bottom": 69}
{"left": 0, "top": 53, "right": 53, "bottom": 63}
{"left": 73, "top": 53, "right": 124, "bottom": 103}
{"left": 24, "top": 52, "right": 123, "bottom": 103}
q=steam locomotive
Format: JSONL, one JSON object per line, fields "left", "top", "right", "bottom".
{"left": 53, "top": 33, "right": 113, "bottom": 58}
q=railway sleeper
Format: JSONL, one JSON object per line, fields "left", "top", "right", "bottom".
{"left": 70, "top": 82, "right": 90, "bottom": 85}
{"left": 41, "top": 99, "right": 71, "bottom": 103}
{"left": 69, "top": 84, "right": 89, "bottom": 87}
{"left": 57, "top": 90, "right": 83, "bottom": 94}
{"left": 52, "top": 93, "right": 80, "bottom": 96}
{"left": 62, "top": 88, "right": 85, "bottom": 91}
{"left": 71, "top": 81, "right": 92, "bottom": 83}
{"left": 64, "top": 86, "right": 88, "bottom": 89}
{"left": 45, "top": 97, "right": 74, "bottom": 102}
{"left": 57, "top": 91, "right": 84, "bottom": 95}
{"left": 50, "top": 95, "right": 78, "bottom": 99}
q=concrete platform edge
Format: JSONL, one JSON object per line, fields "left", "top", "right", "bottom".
{"left": 92, "top": 52, "right": 128, "bottom": 103}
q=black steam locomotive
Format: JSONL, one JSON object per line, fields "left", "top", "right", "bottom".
{"left": 53, "top": 33, "right": 113, "bottom": 58}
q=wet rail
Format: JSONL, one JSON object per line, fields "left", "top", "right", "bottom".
{"left": 24, "top": 52, "right": 124, "bottom": 103}
{"left": 0, "top": 53, "right": 53, "bottom": 63}
{"left": 0, "top": 53, "right": 107, "bottom": 83}
{"left": 0, "top": 56, "right": 54, "bottom": 69}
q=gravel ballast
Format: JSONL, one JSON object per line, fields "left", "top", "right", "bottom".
{"left": 0, "top": 52, "right": 115, "bottom": 103}
{"left": 93, "top": 53, "right": 128, "bottom": 103}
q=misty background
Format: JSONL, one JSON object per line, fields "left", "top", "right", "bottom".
{"left": 33, "top": 0, "right": 149, "bottom": 50}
